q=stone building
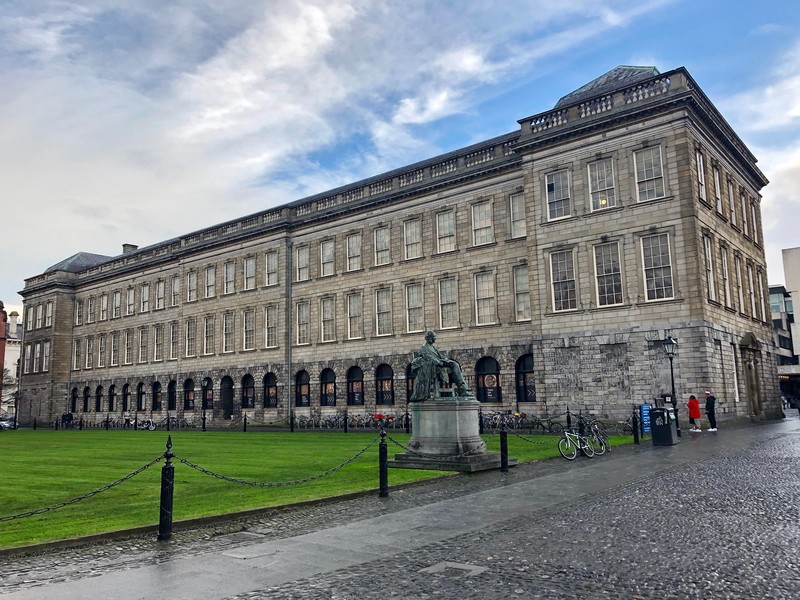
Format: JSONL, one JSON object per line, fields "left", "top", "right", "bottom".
{"left": 17, "top": 65, "right": 781, "bottom": 426}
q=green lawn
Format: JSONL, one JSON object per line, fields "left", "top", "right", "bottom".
{"left": 0, "top": 429, "right": 633, "bottom": 549}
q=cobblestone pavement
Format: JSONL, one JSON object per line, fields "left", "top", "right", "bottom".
{"left": 2, "top": 420, "right": 799, "bottom": 599}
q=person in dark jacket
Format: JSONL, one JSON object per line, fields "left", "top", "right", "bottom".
{"left": 705, "top": 389, "right": 717, "bottom": 432}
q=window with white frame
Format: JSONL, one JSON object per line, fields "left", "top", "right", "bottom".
{"left": 43, "top": 341, "right": 50, "bottom": 371}
{"left": 513, "top": 265, "right": 531, "bottom": 321}
{"left": 438, "top": 277, "right": 459, "bottom": 329}
{"left": 751, "top": 202, "right": 759, "bottom": 244}
{"left": 472, "top": 200, "right": 494, "bottom": 245}
{"left": 140, "top": 283, "right": 150, "bottom": 311}
{"left": 321, "top": 297, "right": 335, "bottom": 342}
{"left": 203, "top": 316, "right": 215, "bottom": 354}
{"left": 243, "top": 309, "right": 255, "bottom": 349}
{"left": 187, "top": 271, "right": 197, "bottom": 302}
{"left": 265, "top": 304, "right": 278, "bottom": 347}
{"left": 156, "top": 281, "right": 165, "bottom": 309}
{"left": 169, "top": 323, "right": 178, "bottom": 360}
{"left": 35, "top": 304, "right": 43, "bottom": 328}
{"left": 223, "top": 261, "right": 235, "bottom": 294}
{"left": 205, "top": 267, "right": 216, "bottom": 298}
{"left": 153, "top": 326, "right": 163, "bottom": 361}
{"left": 86, "top": 297, "right": 95, "bottom": 323}
{"left": 757, "top": 270, "right": 767, "bottom": 322}
{"left": 634, "top": 146, "right": 665, "bottom": 201}
{"left": 405, "top": 283, "right": 424, "bottom": 332}
{"left": 721, "top": 246, "right": 731, "bottom": 308}
{"left": 24, "top": 344, "right": 32, "bottom": 373}
{"left": 703, "top": 235, "right": 717, "bottom": 302}
{"left": 741, "top": 191, "right": 749, "bottom": 237}
{"left": 594, "top": 242, "right": 623, "bottom": 307}
{"left": 25, "top": 307, "right": 33, "bottom": 331}
{"left": 696, "top": 149, "right": 707, "bottom": 202}
{"left": 375, "top": 288, "right": 392, "bottom": 336}
{"left": 113, "top": 291, "right": 121, "bottom": 318}
{"left": 474, "top": 272, "right": 496, "bottom": 324}
{"left": 296, "top": 301, "right": 310, "bottom": 344}
{"left": 123, "top": 330, "right": 133, "bottom": 364}
{"left": 85, "top": 337, "right": 93, "bottom": 369}
{"left": 551, "top": 250, "right": 577, "bottom": 311}
{"left": 138, "top": 327, "right": 148, "bottom": 362}
{"left": 98, "top": 335, "right": 106, "bottom": 367}
{"left": 588, "top": 158, "right": 616, "bottom": 210}
{"left": 546, "top": 170, "right": 571, "bottom": 220}
{"left": 46, "top": 301, "right": 53, "bottom": 326}
{"left": 509, "top": 193, "right": 526, "bottom": 239}
{"left": 747, "top": 263, "right": 757, "bottom": 317}
{"left": 713, "top": 167, "right": 723, "bottom": 214}
{"left": 34, "top": 342, "right": 42, "bottom": 372}
{"left": 296, "top": 245, "right": 310, "bottom": 281}
{"left": 266, "top": 250, "right": 279, "bottom": 286}
{"left": 100, "top": 296, "right": 108, "bottom": 321}
{"left": 185, "top": 318, "right": 196, "bottom": 357}
{"left": 404, "top": 219, "right": 422, "bottom": 259}
{"left": 223, "top": 313, "right": 234, "bottom": 353}
{"left": 126, "top": 288, "right": 135, "bottom": 315}
{"left": 320, "top": 240, "right": 335, "bottom": 277}
{"left": 347, "top": 293, "right": 363, "bottom": 339}
{"left": 735, "top": 255, "right": 745, "bottom": 314}
{"left": 74, "top": 300, "right": 83, "bottom": 325}
{"left": 641, "top": 234, "right": 674, "bottom": 301}
{"left": 171, "top": 275, "right": 180, "bottom": 306}
{"left": 347, "top": 234, "right": 362, "bottom": 271}
{"left": 436, "top": 210, "right": 456, "bottom": 253}
{"left": 111, "top": 332, "right": 119, "bottom": 366}
{"left": 244, "top": 257, "right": 256, "bottom": 290}
{"left": 728, "top": 180, "right": 737, "bottom": 227}
{"left": 374, "top": 227, "right": 390, "bottom": 266}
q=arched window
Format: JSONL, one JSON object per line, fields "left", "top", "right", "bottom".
{"left": 202, "top": 377, "right": 214, "bottom": 409}
{"left": 167, "top": 380, "right": 177, "bottom": 411}
{"left": 405, "top": 364, "right": 414, "bottom": 403}
{"left": 263, "top": 373, "right": 277, "bottom": 408}
{"left": 136, "top": 383, "right": 146, "bottom": 411}
{"left": 515, "top": 354, "right": 536, "bottom": 404}
{"left": 108, "top": 385, "right": 116, "bottom": 412}
{"left": 95, "top": 385, "right": 103, "bottom": 412}
{"left": 152, "top": 382, "right": 162, "bottom": 411}
{"left": 320, "top": 369, "right": 336, "bottom": 406}
{"left": 83, "top": 387, "right": 90, "bottom": 412}
{"left": 242, "top": 374, "right": 255, "bottom": 408}
{"left": 184, "top": 379, "right": 195, "bottom": 410}
{"left": 376, "top": 364, "right": 394, "bottom": 406}
{"left": 476, "top": 357, "right": 501, "bottom": 403}
{"left": 295, "top": 370, "right": 310, "bottom": 407}
{"left": 220, "top": 376, "right": 233, "bottom": 418}
{"left": 71, "top": 387, "right": 78, "bottom": 413}
{"left": 122, "top": 384, "right": 130, "bottom": 412}
{"left": 347, "top": 366, "right": 364, "bottom": 406}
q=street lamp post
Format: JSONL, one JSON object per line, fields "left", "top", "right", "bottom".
{"left": 663, "top": 336, "right": 681, "bottom": 437}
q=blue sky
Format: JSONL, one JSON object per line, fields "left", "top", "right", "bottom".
{"left": 2, "top": 0, "right": 799, "bottom": 316}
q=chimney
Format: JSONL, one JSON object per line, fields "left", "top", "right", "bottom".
{"left": 9, "top": 311, "right": 18, "bottom": 330}
{"left": 122, "top": 244, "right": 139, "bottom": 254}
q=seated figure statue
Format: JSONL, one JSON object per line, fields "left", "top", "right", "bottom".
{"left": 410, "top": 330, "right": 472, "bottom": 402}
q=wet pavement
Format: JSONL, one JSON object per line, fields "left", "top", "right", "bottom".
{"left": 1, "top": 419, "right": 799, "bottom": 599}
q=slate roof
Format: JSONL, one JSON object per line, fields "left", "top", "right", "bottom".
{"left": 554, "top": 66, "right": 660, "bottom": 108}
{"left": 44, "top": 252, "right": 113, "bottom": 274}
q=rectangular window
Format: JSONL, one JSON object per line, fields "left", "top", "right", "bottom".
{"left": 546, "top": 170, "right": 571, "bottom": 220}
{"left": 320, "top": 240, "right": 335, "bottom": 277}
{"left": 223, "top": 313, "right": 234, "bottom": 353}
{"left": 43, "top": 341, "right": 50, "bottom": 371}
{"left": 205, "top": 267, "right": 216, "bottom": 298}
{"left": 34, "top": 343, "right": 42, "bottom": 372}
{"left": 296, "top": 246, "right": 309, "bottom": 281}
{"left": 244, "top": 257, "right": 256, "bottom": 290}
{"left": 265, "top": 250, "right": 279, "bottom": 286}
{"left": 98, "top": 335, "right": 106, "bottom": 367}
{"left": 126, "top": 288, "right": 135, "bottom": 315}
{"left": 405, "top": 283, "right": 424, "bottom": 332}
{"left": 696, "top": 149, "right": 706, "bottom": 202}
{"left": 156, "top": 281, "right": 165, "bottom": 309}
{"left": 185, "top": 318, "right": 196, "bottom": 357}
{"left": 634, "top": 147, "right": 665, "bottom": 201}
{"left": 187, "top": 271, "right": 197, "bottom": 302}
{"left": 641, "top": 234, "right": 674, "bottom": 301}
{"left": 46, "top": 301, "right": 53, "bottom": 326}
{"left": 436, "top": 211, "right": 456, "bottom": 253}
{"left": 124, "top": 330, "right": 133, "bottom": 364}
{"left": 588, "top": 158, "right": 616, "bottom": 210}
{"left": 84, "top": 338, "right": 92, "bottom": 369}
{"left": 704, "top": 235, "right": 717, "bottom": 302}
{"left": 113, "top": 291, "right": 121, "bottom": 318}
{"left": 513, "top": 265, "right": 532, "bottom": 320}
{"left": 474, "top": 272, "right": 496, "bottom": 324}
{"left": 75, "top": 300, "right": 84, "bottom": 325}
{"left": 296, "top": 301, "right": 310, "bottom": 344}
{"left": 376, "top": 288, "right": 392, "bottom": 336}
{"left": 25, "top": 308, "right": 33, "bottom": 331}
{"left": 439, "top": 277, "right": 459, "bottom": 329}
{"left": 741, "top": 191, "right": 749, "bottom": 237}
{"left": 346, "top": 234, "right": 362, "bottom": 271}
{"left": 747, "top": 264, "right": 757, "bottom": 317}
{"left": 728, "top": 180, "right": 737, "bottom": 227}
{"left": 509, "top": 193, "right": 526, "bottom": 239}
{"left": 735, "top": 255, "right": 745, "bottom": 313}
{"left": 243, "top": 309, "right": 255, "bottom": 349}
{"left": 24, "top": 344, "right": 32, "bottom": 373}
{"left": 404, "top": 219, "right": 422, "bottom": 260}
{"left": 223, "top": 261, "right": 235, "bottom": 294}
{"left": 171, "top": 275, "right": 180, "bottom": 306}
{"left": 713, "top": 167, "right": 723, "bottom": 214}
{"left": 321, "top": 297, "right": 335, "bottom": 342}
{"left": 347, "top": 293, "right": 363, "bottom": 339}
{"left": 169, "top": 323, "right": 179, "bottom": 359}
{"left": 153, "top": 326, "right": 163, "bottom": 361}
{"left": 751, "top": 202, "right": 759, "bottom": 244}
{"left": 374, "top": 227, "right": 390, "bottom": 265}
{"left": 140, "top": 283, "right": 150, "bottom": 312}
{"left": 551, "top": 250, "right": 577, "bottom": 311}
{"left": 265, "top": 305, "right": 278, "bottom": 348}
{"left": 35, "top": 304, "right": 43, "bottom": 328}
{"left": 721, "top": 246, "right": 731, "bottom": 308}
{"left": 203, "top": 317, "right": 215, "bottom": 355}
{"left": 138, "top": 328, "right": 148, "bottom": 363}
{"left": 86, "top": 297, "right": 95, "bottom": 323}
{"left": 594, "top": 242, "right": 623, "bottom": 306}
{"left": 758, "top": 271, "right": 767, "bottom": 322}
{"left": 472, "top": 200, "right": 494, "bottom": 245}
{"left": 110, "top": 333, "right": 119, "bottom": 366}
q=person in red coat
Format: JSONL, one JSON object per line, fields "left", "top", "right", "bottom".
{"left": 687, "top": 395, "right": 702, "bottom": 432}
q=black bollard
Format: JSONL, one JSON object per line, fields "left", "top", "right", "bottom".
{"left": 105, "top": 416, "right": 110, "bottom": 431}
{"left": 79, "top": 418, "right": 83, "bottom": 430}
{"left": 243, "top": 414, "right": 247, "bottom": 432}
{"left": 405, "top": 407, "right": 410, "bottom": 434}
{"left": 500, "top": 423, "right": 509, "bottom": 472}
{"left": 166, "top": 415, "right": 171, "bottom": 431}
{"left": 379, "top": 429, "right": 389, "bottom": 498}
{"left": 157, "top": 436, "right": 175, "bottom": 541}
{"left": 632, "top": 405, "right": 640, "bottom": 445}
{"left": 290, "top": 410, "right": 295, "bottom": 432}
{"left": 566, "top": 407, "right": 572, "bottom": 430}
{"left": 478, "top": 408, "right": 484, "bottom": 434}
{"left": 343, "top": 411, "right": 348, "bottom": 434}
{"left": 33, "top": 417, "right": 37, "bottom": 430}
{"left": 202, "top": 412, "right": 207, "bottom": 432}
{"left": 54, "top": 418, "right": 59, "bottom": 430}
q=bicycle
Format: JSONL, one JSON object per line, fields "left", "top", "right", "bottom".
{"left": 135, "top": 418, "right": 156, "bottom": 431}
{"left": 557, "top": 429, "right": 598, "bottom": 460}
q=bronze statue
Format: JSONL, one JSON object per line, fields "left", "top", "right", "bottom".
{"left": 409, "top": 330, "right": 471, "bottom": 401}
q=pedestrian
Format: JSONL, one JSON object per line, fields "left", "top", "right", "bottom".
{"left": 687, "top": 395, "right": 702, "bottom": 432}
{"left": 705, "top": 389, "right": 717, "bottom": 432}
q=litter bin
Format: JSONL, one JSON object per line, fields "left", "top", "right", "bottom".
{"left": 651, "top": 407, "right": 678, "bottom": 446}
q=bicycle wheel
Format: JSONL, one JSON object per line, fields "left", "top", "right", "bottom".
{"left": 579, "top": 436, "right": 595, "bottom": 457}
{"left": 589, "top": 434, "right": 606, "bottom": 456}
{"left": 549, "top": 422, "right": 564, "bottom": 434}
{"left": 558, "top": 437, "right": 577, "bottom": 460}
{"left": 148, "top": 422, "right": 156, "bottom": 431}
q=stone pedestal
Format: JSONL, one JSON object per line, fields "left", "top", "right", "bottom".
{"left": 388, "top": 397, "right": 516, "bottom": 472}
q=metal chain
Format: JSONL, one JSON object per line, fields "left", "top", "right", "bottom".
{"left": 0, "top": 455, "right": 164, "bottom": 523}
{"left": 384, "top": 430, "right": 498, "bottom": 460}
{"left": 173, "top": 434, "right": 381, "bottom": 487}
{"left": 508, "top": 429, "right": 560, "bottom": 446}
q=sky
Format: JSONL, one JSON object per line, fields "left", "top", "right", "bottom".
{"left": 2, "top": 0, "right": 800, "bottom": 317}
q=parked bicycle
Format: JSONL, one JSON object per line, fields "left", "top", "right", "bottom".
{"left": 135, "top": 418, "right": 156, "bottom": 431}
{"left": 557, "top": 428, "right": 599, "bottom": 460}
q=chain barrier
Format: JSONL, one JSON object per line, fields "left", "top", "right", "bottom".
{"left": 173, "top": 434, "right": 381, "bottom": 487}
{"left": 384, "top": 429, "right": 498, "bottom": 460}
{"left": 508, "top": 429, "right": 560, "bottom": 446}
{"left": 0, "top": 455, "right": 164, "bottom": 523}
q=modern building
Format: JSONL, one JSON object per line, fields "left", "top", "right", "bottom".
{"left": 17, "top": 65, "right": 781, "bottom": 427}
{"left": 771, "top": 247, "right": 800, "bottom": 400}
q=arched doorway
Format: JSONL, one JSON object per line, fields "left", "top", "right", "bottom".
{"left": 476, "top": 357, "right": 501, "bottom": 403}
{"left": 184, "top": 379, "right": 195, "bottom": 410}
{"left": 167, "top": 380, "right": 177, "bottom": 411}
{"left": 152, "top": 382, "right": 162, "bottom": 411}
{"left": 71, "top": 387, "right": 78, "bottom": 413}
{"left": 202, "top": 377, "right": 214, "bottom": 410}
{"left": 295, "top": 371, "right": 310, "bottom": 407}
{"left": 376, "top": 364, "right": 394, "bottom": 406}
{"left": 263, "top": 373, "right": 277, "bottom": 408}
{"left": 220, "top": 376, "right": 234, "bottom": 418}
{"left": 95, "top": 385, "right": 103, "bottom": 412}
{"left": 122, "top": 384, "right": 130, "bottom": 412}
{"left": 242, "top": 374, "right": 255, "bottom": 408}
{"left": 83, "top": 387, "right": 90, "bottom": 412}
{"left": 515, "top": 354, "right": 536, "bottom": 406}
{"left": 108, "top": 385, "right": 116, "bottom": 412}
{"left": 136, "top": 383, "right": 146, "bottom": 411}
{"left": 320, "top": 369, "right": 336, "bottom": 406}
{"left": 347, "top": 366, "right": 364, "bottom": 406}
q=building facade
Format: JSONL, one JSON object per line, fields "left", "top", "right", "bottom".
{"left": 771, "top": 247, "right": 800, "bottom": 399}
{"left": 18, "top": 66, "right": 781, "bottom": 426}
